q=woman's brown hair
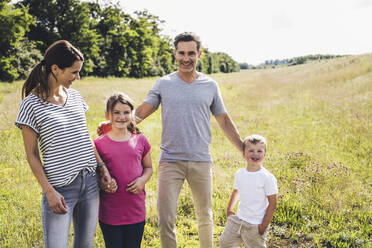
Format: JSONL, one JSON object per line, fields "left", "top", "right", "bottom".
{"left": 22, "top": 40, "right": 84, "bottom": 99}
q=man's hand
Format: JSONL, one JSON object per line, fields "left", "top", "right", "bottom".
{"left": 45, "top": 188, "right": 67, "bottom": 214}
{"left": 126, "top": 177, "right": 146, "bottom": 194}
{"left": 97, "top": 121, "right": 111, "bottom": 136}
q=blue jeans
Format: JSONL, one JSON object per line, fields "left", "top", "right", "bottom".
{"left": 41, "top": 169, "right": 99, "bottom": 248}
{"left": 99, "top": 220, "right": 145, "bottom": 248}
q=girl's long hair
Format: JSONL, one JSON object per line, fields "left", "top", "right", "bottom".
{"left": 22, "top": 40, "right": 84, "bottom": 99}
{"left": 106, "top": 93, "right": 141, "bottom": 134}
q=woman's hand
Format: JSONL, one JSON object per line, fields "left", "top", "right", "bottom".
{"left": 45, "top": 188, "right": 67, "bottom": 214}
{"left": 126, "top": 177, "right": 146, "bottom": 194}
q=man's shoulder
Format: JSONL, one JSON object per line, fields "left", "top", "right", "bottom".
{"left": 157, "top": 72, "right": 178, "bottom": 83}
{"left": 197, "top": 72, "right": 217, "bottom": 84}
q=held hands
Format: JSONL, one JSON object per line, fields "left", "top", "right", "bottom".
{"left": 97, "top": 121, "right": 111, "bottom": 136}
{"left": 98, "top": 166, "right": 118, "bottom": 193}
{"left": 126, "top": 177, "right": 146, "bottom": 194}
{"left": 45, "top": 188, "right": 67, "bottom": 214}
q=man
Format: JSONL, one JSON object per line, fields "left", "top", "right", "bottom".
{"left": 135, "top": 32, "right": 243, "bottom": 248}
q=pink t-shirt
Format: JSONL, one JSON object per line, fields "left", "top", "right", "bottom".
{"left": 94, "top": 133, "right": 151, "bottom": 225}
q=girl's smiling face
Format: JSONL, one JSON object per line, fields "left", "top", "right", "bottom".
{"left": 106, "top": 102, "right": 132, "bottom": 131}
{"left": 244, "top": 142, "right": 266, "bottom": 166}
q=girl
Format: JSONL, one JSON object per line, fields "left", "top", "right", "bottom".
{"left": 15, "top": 40, "right": 113, "bottom": 247}
{"left": 94, "top": 92, "right": 153, "bottom": 248}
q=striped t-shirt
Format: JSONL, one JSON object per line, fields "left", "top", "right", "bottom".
{"left": 15, "top": 88, "right": 96, "bottom": 187}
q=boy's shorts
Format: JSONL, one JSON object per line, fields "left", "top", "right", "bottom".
{"left": 219, "top": 215, "right": 269, "bottom": 248}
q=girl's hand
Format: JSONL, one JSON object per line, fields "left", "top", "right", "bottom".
{"left": 126, "top": 177, "right": 146, "bottom": 194}
{"left": 45, "top": 189, "right": 67, "bottom": 214}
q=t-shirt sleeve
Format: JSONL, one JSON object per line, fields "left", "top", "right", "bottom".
{"left": 264, "top": 174, "right": 278, "bottom": 196}
{"left": 210, "top": 83, "right": 227, "bottom": 116}
{"left": 141, "top": 134, "right": 151, "bottom": 157}
{"left": 15, "top": 99, "right": 39, "bottom": 134}
{"left": 144, "top": 80, "right": 161, "bottom": 109}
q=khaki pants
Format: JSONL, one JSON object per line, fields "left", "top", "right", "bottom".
{"left": 157, "top": 161, "right": 213, "bottom": 248}
{"left": 219, "top": 215, "right": 268, "bottom": 248}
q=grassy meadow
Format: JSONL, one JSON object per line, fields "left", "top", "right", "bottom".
{"left": 0, "top": 54, "right": 371, "bottom": 247}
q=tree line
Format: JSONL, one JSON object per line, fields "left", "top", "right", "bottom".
{"left": 0, "top": 0, "right": 239, "bottom": 82}
{"left": 239, "top": 54, "right": 344, "bottom": 70}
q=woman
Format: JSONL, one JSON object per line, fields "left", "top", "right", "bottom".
{"left": 15, "top": 40, "right": 114, "bottom": 248}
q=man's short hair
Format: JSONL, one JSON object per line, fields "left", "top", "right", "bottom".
{"left": 243, "top": 134, "right": 267, "bottom": 151}
{"left": 174, "top": 32, "right": 201, "bottom": 51}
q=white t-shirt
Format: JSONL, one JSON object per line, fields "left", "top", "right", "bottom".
{"left": 234, "top": 167, "right": 278, "bottom": 224}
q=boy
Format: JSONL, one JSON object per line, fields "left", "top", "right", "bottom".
{"left": 219, "top": 134, "right": 278, "bottom": 248}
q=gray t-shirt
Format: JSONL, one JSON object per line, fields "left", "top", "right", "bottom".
{"left": 144, "top": 72, "right": 226, "bottom": 162}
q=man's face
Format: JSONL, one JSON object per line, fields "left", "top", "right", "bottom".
{"left": 174, "top": 41, "right": 201, "bottom": 73}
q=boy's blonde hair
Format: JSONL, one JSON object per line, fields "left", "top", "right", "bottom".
{"left": 243, "top": 134, "right": 267, "bottom": 152}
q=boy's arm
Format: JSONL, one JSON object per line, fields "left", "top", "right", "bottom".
{"left": 258, "top": 194, "right": 277, "bottom": 235}
{"left": 226, "top": 189, "right": 240, "bottom": 216}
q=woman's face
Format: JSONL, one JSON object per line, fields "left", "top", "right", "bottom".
{"left": 54, "top": 60, "right": 83, "bottom": 88}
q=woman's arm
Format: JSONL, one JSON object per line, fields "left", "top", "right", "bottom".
{"left": 226, "top": 189, "right": 240, "bottom": 216}
{"left": 126, "top": 152, "right": 153, "bottom": 194}
{"left": 21, "top": 125, "right": 67, "bottom": 214}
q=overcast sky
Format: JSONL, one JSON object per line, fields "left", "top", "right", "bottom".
{"left": 117, "top": 0, "right": 372, "bottom": 64}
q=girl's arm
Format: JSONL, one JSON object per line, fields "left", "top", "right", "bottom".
{"left": 21, "top": 125, "right": 67, "bottom": 214}
{"left": 258, "top": 194, "right": 277, "bottom": 235}
{"left": 126, "top": 152, "right": 153, "bottom": 194}
{"left": 226, "top": 189, "right": 240, "bottom": 216}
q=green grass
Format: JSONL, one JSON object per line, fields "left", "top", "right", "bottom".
{"left": 1, "top": 54, "right": 371, "bottom": 247}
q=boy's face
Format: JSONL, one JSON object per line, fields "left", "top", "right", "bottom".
{"left": 244, "top": 142, "right": 266, "bottom": 166}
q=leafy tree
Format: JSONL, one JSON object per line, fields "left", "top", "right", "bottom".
{"left": 0, "top": 0, "right": 35, "bottom": 81}
{"left": 19, "top": 0, "right": 101, "bottom": 75}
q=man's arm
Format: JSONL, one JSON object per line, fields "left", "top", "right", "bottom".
{"left": 134, "top": 102, "right": 157, "bottom": 124}
{"left": 214, "top": 113, "right": 244, "bottom": 154}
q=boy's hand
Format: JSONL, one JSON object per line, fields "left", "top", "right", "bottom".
{"left": 126, "top": 177, "right": 146, "bottom": 194}
{"left": 97, "top": 121, "right": 111, "bottom": 136}
{"left": 227, "top": 209, "right": 235, "bottom": 216}
{"left": 258, "top": 223, "right": 267, "bottom": 235}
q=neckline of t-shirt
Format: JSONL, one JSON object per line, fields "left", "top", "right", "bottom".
{"left": 30, "top": 87, "right": 69, "bottom": 108}
{"left": 104, "top": 132, "right": 134, "bottom": 143}
{"left": 175, "top": 72, "right": 203, "bottom": 85}
{"left": 244, "top": 167, "right": 264, "bottom": 174}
